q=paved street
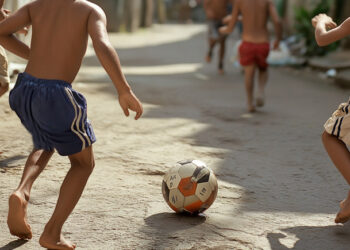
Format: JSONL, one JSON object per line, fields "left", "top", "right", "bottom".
{"left": 1, "top": 24, "right": 350, "bottom": 249}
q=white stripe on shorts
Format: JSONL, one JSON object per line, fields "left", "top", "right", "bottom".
{"left": 68, "top": 89, "right": 91, "bottom": 146}
{"left": 64, "top": 88, "right": 89, "bottom": 150}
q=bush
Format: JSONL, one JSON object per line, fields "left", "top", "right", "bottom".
{"left": 294, "top": 0, "right": 339, "bottom": 56}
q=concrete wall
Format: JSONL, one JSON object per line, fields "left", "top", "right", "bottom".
{"left": 3, "top": 0, "right": 31, "bottom": 10}
{"left": 88, "top": 0, "right": 121, "bottom": 32}
{"left": 90, "top": 0, "right": 145, "bottom": 32}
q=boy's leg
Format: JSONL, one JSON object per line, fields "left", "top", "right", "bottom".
{"left": 0, "top": 82, "right": 9, "bottom": 97}
{"left": 8, "top": 149, "right": 54, "bottom": 239}
{"left": 40, "top": 146, "right": 95, "bottom": 250}
{"left": 243, "top": 64, "right": 256, "bottom": 112}
{"left": 206, "top": 38, "right": 216, "bottom": 63}
{"left": 322, "top": 131, "right": 350, "bottom": 223}
{"left": 218, "top": 37, "right": 226, "bottom": 74}
{"left": 257, "top": 68, "right": 268, "bottom": 107}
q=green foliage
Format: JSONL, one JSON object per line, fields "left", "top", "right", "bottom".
{"left": 276, "top": 0, "right": 287, "bottom": 17}
{"left": 294, "top": 0, "right": 339, "bottom": 57}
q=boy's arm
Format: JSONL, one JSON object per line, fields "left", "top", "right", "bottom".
{"left": 0, "top": 4, "right": 31, "bottom": 59}
{"left": 87, "top": 6, "right": 143, "bottom": 120}
{"left": 312, "top": 14, "right": 348, "bottom": 46}
{"left": 268, "top": 0, "right": 282, "bottom": 49}
{"left": 219, "top": 0, "right": 240, "bottom": 34}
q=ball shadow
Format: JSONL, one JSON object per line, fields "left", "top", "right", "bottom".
{"left": 139, "top": 212, "right": 208, "bottom": 248}
{"left": 144, "top": 212, "right": 206, "bottom": 232}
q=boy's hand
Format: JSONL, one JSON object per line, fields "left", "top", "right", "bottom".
{"left": 219, "top": 25, "right": 231, "bottom": 35}
{"left": 222, "top": 15, "right": 231, "bottom": 25}
{"left": 118, "top": 91, "right": 143, "bottom": 120}
{"left": 312, "top": 14, "right": 337, "bottom": 30}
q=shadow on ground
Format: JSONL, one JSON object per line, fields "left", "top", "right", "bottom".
{"left": 267, "top": 223, "right": 350, "bottom": 250}
{"left": 0, "top": 155, "right": 26, "bottom": 169}
{"left": 0, "top": 239, "right": 28, "bottom": 250}
{"left": 141, "top": 212, "right": 207, "bottom": 248}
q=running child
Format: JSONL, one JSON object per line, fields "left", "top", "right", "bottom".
{"left": 220, "top": 0, "right": 282, "bottom": 112}
{"left": 203, "top": 0, "right": 232, "bottom": 74}
{"left": 1, "top": 0, "right": 143, "bottom": 249}
{"left": 313, "top": 13, "right": 350, "bottom": 224}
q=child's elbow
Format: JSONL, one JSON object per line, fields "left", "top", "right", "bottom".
{"left": 93, "top": 40, "right": 111, "bottom": 54}
{"left": 316, "top": 37, "right": 328, "bottom": 47}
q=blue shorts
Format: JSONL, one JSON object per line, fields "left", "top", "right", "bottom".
{"left": 9, "top": 72, "right": 96, "bottom": 156}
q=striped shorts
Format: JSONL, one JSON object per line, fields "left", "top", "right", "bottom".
{"left": 9, "top": 72, "right": 96, "bottom": 156}
{"left": 324, "top": 99, "right": 350, "bottom": 145}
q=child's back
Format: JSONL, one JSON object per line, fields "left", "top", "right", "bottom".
{"left": 26, "top": 0, "right": 97, "bottom": 83}
{"left": 239, "top": 0, "right": 270, "bottom": 43}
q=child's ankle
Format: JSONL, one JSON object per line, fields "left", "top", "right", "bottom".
{"left": 14, "top": 189, "right": 30, "bottom": 202}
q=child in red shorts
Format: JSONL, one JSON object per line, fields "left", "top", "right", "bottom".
{"left": 220, "top": 0, "right": 282, "bottom": 112}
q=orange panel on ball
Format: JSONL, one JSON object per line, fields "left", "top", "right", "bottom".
{"left": 184, "top": 200, "right": 203, "bottom": 213}
{"left": 178, "top": 177, "right": 197, "bottom": 197}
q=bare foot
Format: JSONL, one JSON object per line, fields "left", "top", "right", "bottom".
{"left": 335, "top": 197, "right": 350, "bottom": 224}
{"left": 256, "top": 91, "right": 265, "bottom": 107}
{"left": 256, "top": 97, "right": 264, "bottom": 107}
{"left": 218, "top": 62, "right": 224, "bottom": 75}
{"left": 248, "top": 105, "right": 256, "bottom": 113}
{"left": 340, "top": 199, "right": 346, "bottom": 209}
{"left": 7, "top": 191, "right": 32, "bottom": 239}
{"left": 39, "top": 232, "right": 76, "bottom": 250}
{"left": 206, "top": 55, "right": 211, "bottom": 63}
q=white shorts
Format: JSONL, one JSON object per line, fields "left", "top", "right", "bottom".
{"left": 324, "top": 99, "right": 350, "bottom": 145}
{"left": 0, "top": 46, "right": 9, "bottom": 87}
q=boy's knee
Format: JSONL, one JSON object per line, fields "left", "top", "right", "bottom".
{"left": 70, "top": 157, "right": 95, "bottom": 174}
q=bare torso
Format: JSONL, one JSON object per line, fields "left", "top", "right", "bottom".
{"left": 238, "top": 0, "right": 270, "bottom": 43}
{"left": 205, "top": 0, "right": 230, "bottom": 20}
{"left": 25, "top": 0, "right": 93, "bottom": 83}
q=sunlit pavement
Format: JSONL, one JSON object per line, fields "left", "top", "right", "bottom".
{"left": 1, "top": 24, "right": 350, "bottom": 249}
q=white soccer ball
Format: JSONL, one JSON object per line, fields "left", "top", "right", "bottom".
{"left": 162, "top": 160, "right": 218, "bottom": 214}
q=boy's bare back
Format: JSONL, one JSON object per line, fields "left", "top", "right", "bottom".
{"left": 237, "top": 0, "right": 277, "bottom": 43}
{"left": 26, "top": 0, "right": 99, "bottom": 83}
{"left": 221, "top": 0, "right": 280, "bottom": 45}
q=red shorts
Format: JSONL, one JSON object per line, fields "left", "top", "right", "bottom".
{"left": 239, "top": 41, "right": 270, "bottom": 69}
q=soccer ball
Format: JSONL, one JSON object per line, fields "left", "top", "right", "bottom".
{"left": 162, "top": 159, "right": 218, "bottom": 214}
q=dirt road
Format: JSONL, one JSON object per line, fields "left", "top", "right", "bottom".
{"left": 1, "top": 24, "right": 350, "bottom": 249}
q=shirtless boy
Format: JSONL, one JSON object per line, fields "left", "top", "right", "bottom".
{"left": 203, "top": 0, "right": 232, "bottom": 74}
{"left": 1, "top": 0, "right": 143, "bottom": 249}
{"left": 313, "top": 14, "right": 350, "bottom": 224}
{"left": 220, "top": 0, "right": 282, "bottom": 112}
